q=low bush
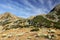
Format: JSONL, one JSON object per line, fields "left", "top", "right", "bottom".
{"left": 30, "top": 28, "right": 39, "bottom": 32}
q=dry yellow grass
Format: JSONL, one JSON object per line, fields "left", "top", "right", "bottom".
{"left": 0, "top": 28, "right": 60, "bottom": 40}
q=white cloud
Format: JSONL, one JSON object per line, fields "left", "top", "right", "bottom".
{"left": 48, "top": 0, "right": 52, "bottom": 9}
{"left": 0, "top": 0, "right": 55, "bottom": 18}
{"left": 23, "top": 0, "right": 36, "bottom": 9}
{"left": 0, "top": 4, "right": 15, "bottom": 10}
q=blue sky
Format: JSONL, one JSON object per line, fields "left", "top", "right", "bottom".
{"left": 0, "top": 0, "right": 60, "bottom": 18}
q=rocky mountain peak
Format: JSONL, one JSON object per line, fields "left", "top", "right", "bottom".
{"left": 0, "top": 12, "right": 19, "bottom": 20}
{"left": 50, "top": 4, "right": 60, "bottom": 12}
{"left": 4, "top": 12, "right": 12, "bottom": 16}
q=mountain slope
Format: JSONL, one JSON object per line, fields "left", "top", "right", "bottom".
{"left": 0, "top": 4, "right": 60, "bottom": 30}
{"left": 30, "top": 4, "right": 60, "bottom": 29}
{"left": 0, "top": 12, "right": 26, "bottom": 30}
{"left": 46, "top": 4, "right": 60, "bottom": 22}
{"left": 0, "top": 12, "right": 19, "bottom": 20}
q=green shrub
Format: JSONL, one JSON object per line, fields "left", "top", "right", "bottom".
{"left": 54, "top": 22, "right": 60, "bottom": 29}
{"left": 46, "top": 15, "right": 55, "bottom": 20}
{"left": 30, "top": 28, "right": 39, "bottom": 32}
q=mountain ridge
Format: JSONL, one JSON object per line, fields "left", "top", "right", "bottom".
{"left": 0, "top": 4, "right": 60, "bottom": 30}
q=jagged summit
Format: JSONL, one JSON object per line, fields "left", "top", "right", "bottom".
{"left": 0, "top": 12, "right": 20, "bottom": 20}
{"left": 55, "top": 4, "right": 60, "bottom": 11}
{"left": 50, "top": 4, "right": 60, "bottom": 12}
{"left": 3, "top": 12, "right": 12, "bottom": 16}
